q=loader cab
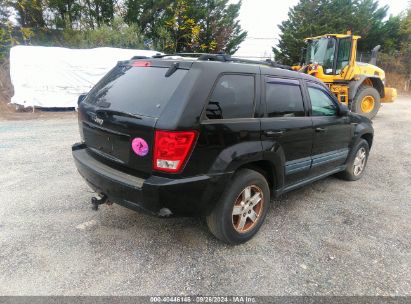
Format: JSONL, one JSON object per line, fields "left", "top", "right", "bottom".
{"left": 302, "top": 33, "right": 358, "bottom": 79}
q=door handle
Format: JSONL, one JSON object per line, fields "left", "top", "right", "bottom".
{"left": 263, "top": 130, "right": 285, "bottom": 137}
{"left": 315, "top": 127, "right": 327, "bottom": 132}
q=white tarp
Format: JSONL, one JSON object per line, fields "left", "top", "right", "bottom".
{"left": 10, "top": 45, "right": 160, "bottom": 108}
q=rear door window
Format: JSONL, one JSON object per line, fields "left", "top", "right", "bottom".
{"left": 206, "top": 74, "right": 255, "bottom": 119}
{"left": 265, "top": 79, "right": 305, "bottom": 117}
{"left": 85, "top": 65, "right": 188, "bottom": 118}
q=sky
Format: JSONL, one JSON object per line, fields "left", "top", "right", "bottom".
{"left": 231, "top": 0, "right": 409, "bottom": 59}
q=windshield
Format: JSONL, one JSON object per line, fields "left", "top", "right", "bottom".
{"left": 305, "top": 37, "right": 336, "bottom": 74}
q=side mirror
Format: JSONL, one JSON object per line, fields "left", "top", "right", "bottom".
{"left": 338, "top": 103, "right": 349, "bottom": 116}
{"left": 78, "top": 94, "right": 87, "bottom": 105}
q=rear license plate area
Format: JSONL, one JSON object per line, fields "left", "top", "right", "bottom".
{"left": 83, "top": 123, "right": 130, "bottom": 163}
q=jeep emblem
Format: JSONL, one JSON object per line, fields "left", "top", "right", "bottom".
{"left": 90, "top": 113, "right": 104, "bottom": 125}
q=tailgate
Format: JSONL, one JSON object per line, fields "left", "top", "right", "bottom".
{"left": 79, "top": 105, "right": 157, "bottom": 175}
{"left": 77, "top": 61, "right": 190, "bottom": 175}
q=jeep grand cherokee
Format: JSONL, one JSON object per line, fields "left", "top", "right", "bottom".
{"left": 72, "top": 54, "right": 373, "bottom": 244}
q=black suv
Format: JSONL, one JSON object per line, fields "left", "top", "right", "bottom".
{"left": 72, "top": 54, "right": 373, "bottom": 244}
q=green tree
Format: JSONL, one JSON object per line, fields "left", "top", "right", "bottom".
{"left": 90, "top": 0, "right": 115, "bottom": 27}
{"left": 399, "top": 4, "right": 411, "bottom": 55}
{"left": 47, "top": 0, "right": 82, "bottom": 29}
{"left": 0, "top": 0, "right": 10, "bottom": 22}
{"left": 124, "top": 0, "right": 246, "bottom": 53}
{"left": 0, "top": 0, "right": 35, "bottom": 60}
{"left": 12, "top": 0, "right": 46, "bottom": 27}
{"left": 274, "top": 0, "right": 402, "bottom": 65}
{"left": 124, "top": 0, "right": 172, "bottom": 36}
{"left": 0, "top": 22, "right": 13, "bottom": 61}
{"left": 379, "top": 15, "right": 402, "bottom": 54}
{"left": 162, "top": 0, "right": 202, "bottom": 52}
{"left": 396, "top": 4, "right": 411, "bottom": 77}
{"left": 47, "top": 0, "right": 115, "bottom": 29}
{"left": 196, "top": 0, "right": 247, "bottom": 54}
{"left": 62, "top": 17, "right": 145, "bottom": 48}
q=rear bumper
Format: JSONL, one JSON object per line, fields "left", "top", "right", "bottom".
{"left": 72, "top": 143, "right": 231, "bottom": 217}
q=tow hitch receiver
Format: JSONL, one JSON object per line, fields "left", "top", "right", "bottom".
{"left": 91, "top": 195, "right": 110, "bottom": 211}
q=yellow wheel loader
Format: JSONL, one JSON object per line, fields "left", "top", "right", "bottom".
{"left": 293, "top": 31, "right": 397, "bottom": 119}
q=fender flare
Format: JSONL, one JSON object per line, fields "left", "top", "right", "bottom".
{"left": 348, "top": 76, "right": 385, "bottom": 100}
{"left": 208, "top": 141, "right": 265, "bottom": 174}
{"left": 352, "top": 122, "right": 374, "bottom": 149}
{"left": 208, "top": 140, "right": 285, "bottom": 192}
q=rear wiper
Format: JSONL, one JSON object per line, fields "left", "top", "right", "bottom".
{"left": 96, "top": 109, "right": 142, "bottom": 120}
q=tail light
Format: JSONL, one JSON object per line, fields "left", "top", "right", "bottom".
{"left": 153, "top": 130, "right": 198, "bottom": 173}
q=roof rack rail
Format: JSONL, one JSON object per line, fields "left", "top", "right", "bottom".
{"left": 261, "top": 59, "right": 292, "bottom": 70}
{"left": 152, "top": 53, "right": 206, "bottom": 58}
{"left": 149, "top": 52, "right": 292, "bottom": 70}
{"left": 197, "top": 54, "right": 292, "bottom": 70}
{"left": 146, "top": 53, "right": 292, "bottom": 70}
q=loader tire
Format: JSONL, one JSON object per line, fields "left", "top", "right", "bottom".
{"left": 351, "top": 86, "right": 381, "bottom": 119}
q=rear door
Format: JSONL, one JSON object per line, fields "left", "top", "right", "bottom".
{"left": 260, "top": 77, "right": 313, "bottom": 186}
{"left": 305, "top": 82, "right": 352, "bottom": 176}
{"left": 78, "top": 61, "right": 190, "bottom": 176}
{"left": 196, "top": 72, "right": 261, "bottom": 174}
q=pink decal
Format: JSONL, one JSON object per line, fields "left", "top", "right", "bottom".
{"left": 132, "top": 137, "right": 149, "bottom": 156}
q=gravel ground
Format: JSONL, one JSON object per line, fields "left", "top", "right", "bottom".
{"left": 0, "top": 97, "right": 410, "bottom": 296}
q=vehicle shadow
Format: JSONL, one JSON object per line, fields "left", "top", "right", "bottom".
{"left": 89, "top": 175, "right": 339, "bottom": 249}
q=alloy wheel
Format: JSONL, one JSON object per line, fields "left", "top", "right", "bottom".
{"left": 353, "top": 147, "right": 367, "bottom": 176}
{"left": 232, "top": 185, "right": 264, "bottom": 233}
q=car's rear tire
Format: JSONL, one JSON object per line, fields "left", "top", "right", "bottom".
{"left": 337, "top": 139, "right": 369, "bottom": 181}
{"left": 206, "top": 169, "right": 270, "bottom": 244}
{"left": 351, "top": 86, "right": 381, "bottom": 119}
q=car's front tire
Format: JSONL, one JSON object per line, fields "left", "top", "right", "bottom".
{"left": 338, "top": 139, "right": 370, "bottom": 181}
{"left": 206, "top": 169, "right": 270, "bottom": 244}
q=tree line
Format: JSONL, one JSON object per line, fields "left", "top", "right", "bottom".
{"left": 1, "top": 0, "right": 410, "bottom": 72}
{"left": 0, "top": 0, "right": 247, "bottom": 60}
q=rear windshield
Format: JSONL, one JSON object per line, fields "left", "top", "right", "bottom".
{"left": 85, "top": 65, "right": 188, "bottom": 117}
